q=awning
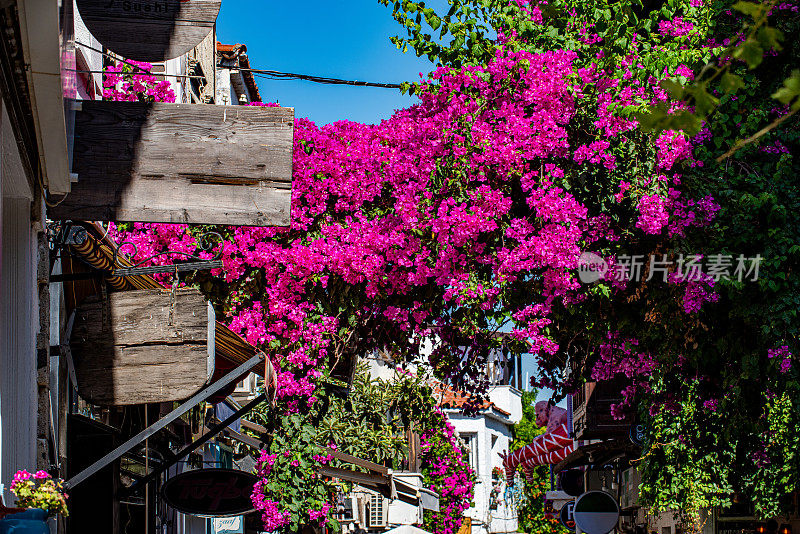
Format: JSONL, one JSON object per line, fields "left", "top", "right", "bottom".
{"left": 59, "top": 222, "right": 268, "bottom": 378}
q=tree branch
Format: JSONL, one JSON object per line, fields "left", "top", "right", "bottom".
{"left": 716, "top": 107, "right": 799, "bottom": 162}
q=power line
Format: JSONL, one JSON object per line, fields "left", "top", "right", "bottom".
{"left": 241, "top": 66, "right": 402, "bottom": 89}
{"left": 72, "top": 68, "right": 206, "bottom": 80}
{"left": 76, "top": 41, "right": 404, "bottom": 90}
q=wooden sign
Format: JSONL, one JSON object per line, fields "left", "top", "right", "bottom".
{"left": 70, "top": 288, "right": 215, "bottom": 405}
{"left": 161, "top": 469, "right": 258, "bottom": 517}
{"left": 75, "top": 0, "right": 221, "bottom": 62}
{"left": 50, "top": 101, "right": 293, "bottom": 226}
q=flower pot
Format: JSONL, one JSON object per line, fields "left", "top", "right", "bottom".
{"left": 0, "top": 508, "right": 49, "bottom": 534}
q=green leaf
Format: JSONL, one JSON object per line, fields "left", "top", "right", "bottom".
{"left": 720, "top": 72, "right": 745, "bottom": 94}
{"left": 772, "top": 70, "right": 800, "bottom": 109}
{"left": 427, "top": 12, "right": 441, "bottom": 30}
{"left": 732, "top": 38, "right": 764, "bottom": 69}
{"left": 660, "top": 78, "right": 685, "bottom": 99}
{"left": 731, "top": 1, "right": 764, "bottom": 18}
{"left": 756, "top": 25, "right": 783, "bottom": 51}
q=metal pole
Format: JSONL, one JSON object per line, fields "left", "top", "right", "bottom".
{"left": 125, "top": 392, "right": 266, "bottom": 495}
{"left": 65, "top": 353, "right": 264, "bottom": 489}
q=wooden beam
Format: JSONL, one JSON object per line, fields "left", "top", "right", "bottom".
{"left": 221, "top": 426, "right": 263, "bottom": 450}
{"left": 322, "top": 447, "right": 389, "bottom": 476}
{"left": 241, "top": 419, "right": 267, "bottom": 435}
{"left": 50, "top": 101, "right": 293, "bottom": 226}
{"left": 75, "top": 0, "right": 221, "bottom": 62}
{"left": 318, "top": 466, "right": 389, "bottom": 488}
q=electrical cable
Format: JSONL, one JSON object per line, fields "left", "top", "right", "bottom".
{"left": 245, "top": 67, "right": 402, "bottom": 89}
{"left": 75, "top": 40, "right": 404, "bottom": 89}
{"left": 75, "top": 41, "right": 161, "bottom": 78}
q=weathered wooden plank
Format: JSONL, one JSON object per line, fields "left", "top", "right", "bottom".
{"left": 50, "top": 101, "right": 294, "bottom": 226}
{"left": 71, "top": 288, "right": 216, "bottom": 405}
{"left": 72, "top": 287, "right": 210, "bottom": 345}
{"left": 76, "top": 0, "right": 221, "bottom": 62}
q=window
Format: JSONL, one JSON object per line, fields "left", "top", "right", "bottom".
{"left": 662, "top": 527, "right": 672, "bottom": 534}
{"left": 367, "top": 493, "right": 386, "bottom": 528}
{"left": 459, "top": 433, "right": 479, "bottom": 474}
{"left": 148, "top": 62, "right": 166, "bottom": 82}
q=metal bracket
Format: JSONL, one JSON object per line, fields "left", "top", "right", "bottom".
{"left": 112, "top": 231, "right": 224, "bottom": 277}
{"left": 61, "top": 311, "right": 78, "bottom": 390}
{"left": 124, "top": 392, "right": 267, "bottom": 496}
{"left": 64, "top": 352, "right": 265, "bottom": 489}
{"left": 64, "top": 225, "right": 88, "bottom": 246}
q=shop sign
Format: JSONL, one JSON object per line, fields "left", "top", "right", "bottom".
{"left": 559, "top": 500, "right": 576, "bottom": 532}
{"left": 213, "top": 516, "right": 244, "bottom": 534}
{"left": 75, "top": 0, "right": 221, "bottom": 62}
{"left": 559, "top": 469, "right": 584, "bottom": 497}
{"left": 629, "top": 423, "right": 646, "bottom": 447}
{"left": 573, "top": 491, "right": 620, "bottom": 534}
{"left": 51, "top": 101, "right": 294, "bottom": 226}
{"left": 162, "top": 469, "right": 257, "bottom": 517}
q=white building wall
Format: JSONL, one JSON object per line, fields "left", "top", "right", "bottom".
{"left": 215, "top": 68, "right": 233, "bottom": 106}
{"left": 447, "top": 408, "right": 519, "bottom": 534}
{"left": 73, "top": 0, "right": 102, "bottom": 100}
{"left": 0, "top": 102, "right": 38, "bottom": 506}
{"left": 487, "top": 386, "right": 522, "bottom": 424}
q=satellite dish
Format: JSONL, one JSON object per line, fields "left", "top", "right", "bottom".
{"left": 573, "top": 491, "right": 620, "bottom": 534}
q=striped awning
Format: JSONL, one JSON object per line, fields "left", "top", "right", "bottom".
{"left": 64, "top": 222, "right": 266, "bottom": 377}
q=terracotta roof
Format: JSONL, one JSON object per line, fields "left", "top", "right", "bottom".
{"left": 433, "top": 382, "right": 511, "bottom": 417}
{"left": 216, "top": 41, "right": 262, "bottom": 103}
{"left": 216, "top": 42, "right": 247, "bottom": 54}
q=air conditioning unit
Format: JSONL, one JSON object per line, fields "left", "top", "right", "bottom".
{"left": 367, "top": 493, "right": 387, "bottom": 528}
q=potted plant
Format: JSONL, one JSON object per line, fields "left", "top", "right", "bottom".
{"left": 0, "top": 470, "right": 68, "bottom": 533}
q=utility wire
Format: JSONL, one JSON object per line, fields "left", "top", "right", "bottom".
{"left": 75, "top": 41, "right": 162, "bottom": 78}
{"left": 76, "top": 40, "right": 403, "bottom": 89}
{"left": 72, "top": 68, "right": 206, "bottom": 80}
{"left": 243, "top": 67, "right": 402, "bottom": 89}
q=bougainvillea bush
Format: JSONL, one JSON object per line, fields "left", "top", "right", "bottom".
{"left": 244, "top": 363, "right": 475, "bottom": 533}
{"left": 381, "top": 0, "right": 800, "bottom": 526}
{"left": 103, "top": 0, "right": 800, "bottom": 530}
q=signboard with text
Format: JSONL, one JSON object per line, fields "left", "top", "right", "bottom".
{"left": 162, "top": 469, "right": 258, "bottom": 517}
{"left": 559, "top": 501, "right": 576, "bottom": 532}
{"left": 75, "top": 0, "right": 221, "bottom": 62}
{"left": 213, "top": 516, "right": 244, "bottom": 534}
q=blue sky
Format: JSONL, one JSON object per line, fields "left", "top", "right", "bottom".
{"left": 216, "top": 0, "right": 434, "bottom": 125}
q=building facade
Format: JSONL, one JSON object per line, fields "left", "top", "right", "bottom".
{"left": 441, "top": 385, "right": 521, "bottom": 534}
